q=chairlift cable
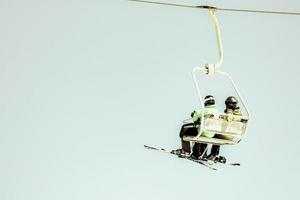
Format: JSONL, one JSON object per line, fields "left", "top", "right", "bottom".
{"left": 129, "top": 0, "right": 300, "bottom": 16}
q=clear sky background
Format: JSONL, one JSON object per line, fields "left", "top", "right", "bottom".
{"left": 0, "top": 0, "right": 300, "bottom": 199}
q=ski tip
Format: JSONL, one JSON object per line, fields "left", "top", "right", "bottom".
{"left": 144, "top": 145, "right": 157, "bottom": 150}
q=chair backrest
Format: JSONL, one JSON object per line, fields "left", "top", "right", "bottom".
{"left": 203, "top": 113, "right": 248, "bottom": 143}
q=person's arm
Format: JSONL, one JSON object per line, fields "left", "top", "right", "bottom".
{"left": 191, "top": 109, "right": 203, "bottom": 123}
{"left": 233, "top": 108, "right": 242, "bottom": 116}
{"left": 226, "top": 108, "right": 242, "bottom": 121}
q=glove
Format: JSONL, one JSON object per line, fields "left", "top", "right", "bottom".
{"left": 191, "top": 110, "right": 196, "bottom": 118}
{"left": 226, "top": 114, "right": 234, "bottom": 122}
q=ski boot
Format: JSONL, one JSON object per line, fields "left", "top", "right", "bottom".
{"left": 215, "top": 156, "right": 227, "bottom": 164}
{"left": 171, "top": 149, "right": 190, "bottom": 157}
{"left": 207, "top": 153, "right": 218, "bottom": 161}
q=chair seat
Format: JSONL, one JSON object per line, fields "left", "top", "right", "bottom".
{"left": 183, "top": 136, "right": 237, "bottom": 145}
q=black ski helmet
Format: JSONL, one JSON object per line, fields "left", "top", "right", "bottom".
{"left": 204, "top": 95, "right": 215, "bottom": 106}
{"left": 225, "top": 96, "right": 238, "bottom": 109}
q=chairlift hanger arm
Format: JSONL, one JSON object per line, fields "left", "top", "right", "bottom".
{"left": 129, "top": 0, "right": 300, "bottom": 16}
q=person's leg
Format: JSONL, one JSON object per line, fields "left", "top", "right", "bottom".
{"left": 208, "top": 145, "right": 220, "bottom": 160}
{"left": 191, "top": 143, "right": 200, "bottom": 157}
{"left": 179, "top": 123, "right": 195, "bottom": 138}
{"left": 192, "top": 143, "right": 208, "bottom": 158}
{"left": 181, "top": 140, "right": 191, "bottom": 154}
{"left": 199, "top": 143, "right": 208, "bottom": 158}
{"left": 179, "top": 123, "right": 197, "bottom": 154}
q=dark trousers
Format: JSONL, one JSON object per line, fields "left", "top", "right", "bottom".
{"left": 179, "top": 123, "right": 207, "bottom": 156}
{"left": 179, "top": 123, "right": 220, "bottom": 157}
{"left": 179, "top": 123, "right": 198, "bottom": 138}
{"left": 179, "top": 123, "right": 197, "bottom": 153}
{"left": 211, "top": 145, "right": 220, "bottom": 156}
{"left": 192, "top": 143, "right": 208, "bottom": 158}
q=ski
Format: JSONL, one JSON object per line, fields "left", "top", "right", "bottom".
{"left": 144, "top": 145, "right": 217, "bottom": 170}
{"left": 218, "top": 160, "right": 240, "bottom": 166}
{"left": 203, "top": 157, "right": 241, "bottom": 166}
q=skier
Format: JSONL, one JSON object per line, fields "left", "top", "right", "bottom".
{"left": 177, "top": 95, "right": 219, "bottom": 158}
{"left": 209, "top": 96, "right": 242, "bottom": 161}
{"left": 224, "top": 96, "right": 242, "bottom": 121}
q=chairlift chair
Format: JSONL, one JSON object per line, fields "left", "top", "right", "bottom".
{"left": 182, "top": 9, "right": 251, "bottom": 146}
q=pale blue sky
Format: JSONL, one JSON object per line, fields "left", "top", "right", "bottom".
{"left": 0, "top": 1, "right": 300, "bottom": 200}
